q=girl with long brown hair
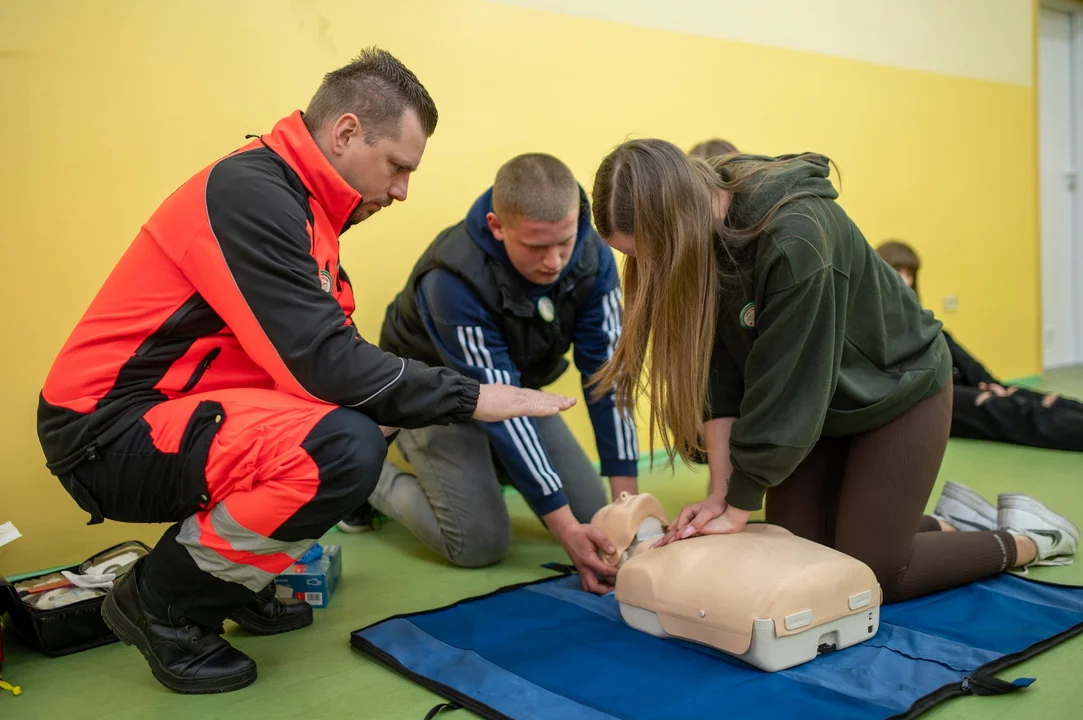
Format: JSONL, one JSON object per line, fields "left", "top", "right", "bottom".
{"left": 588, "top": 139, "right": 1077, "bottom": 602}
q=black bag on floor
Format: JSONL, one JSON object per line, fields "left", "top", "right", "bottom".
{"left": 0, "top": 540, "right": 149, "bottom": 657}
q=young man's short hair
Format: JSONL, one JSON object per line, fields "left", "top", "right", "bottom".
{"left": 492, "top": 153, "right": 579, "bottom": 224}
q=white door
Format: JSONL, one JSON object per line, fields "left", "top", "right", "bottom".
{"left": 1038, "top": 7, "right": 1080, "bottom": 369}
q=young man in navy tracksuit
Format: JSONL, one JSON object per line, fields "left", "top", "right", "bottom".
{"left": 342, "top": 153, "right": 639, "bottom": 591}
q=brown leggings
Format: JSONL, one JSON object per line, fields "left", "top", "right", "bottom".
{"left": 765, "top": 379, "right": 1017, "bottom": 604}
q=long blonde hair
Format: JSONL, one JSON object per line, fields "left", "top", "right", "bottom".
{"left": 590, "top": 139, "right": 832, "bottom": 466}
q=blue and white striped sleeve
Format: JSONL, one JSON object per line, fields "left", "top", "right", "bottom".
{"left": 572, "top": 244, "right": 640, "bottom": 477}
{"left": 415, "top": 269, "right": 569, "bottom": 516}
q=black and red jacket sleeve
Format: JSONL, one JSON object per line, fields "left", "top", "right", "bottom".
{"left": 178, "top": 151, "right": 479, "bottom": 427}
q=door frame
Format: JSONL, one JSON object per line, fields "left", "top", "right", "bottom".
{"left": 1037, "top": 1, "right": 1083, "bottom": 368}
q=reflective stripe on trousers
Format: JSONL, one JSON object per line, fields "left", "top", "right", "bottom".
{"left": 177, "top": 501, "right": 315, "bottom": 591}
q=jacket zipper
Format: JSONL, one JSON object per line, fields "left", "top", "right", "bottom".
{"left": 180, "top": 347, "right": 221, "bottom": 394}
{"left": 134, "top": 295, "right": 205, "bottom": 358}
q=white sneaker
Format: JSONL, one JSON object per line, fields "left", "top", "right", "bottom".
{"left": 998, "top": 493, "right": 1079, "bottom": 568}
{"left": 932, "top": 481, "right": 998, "bottom": 532}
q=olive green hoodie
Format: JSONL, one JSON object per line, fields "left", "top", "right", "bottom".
{"left": 708, "top": 154, "right": 951, "bottom": 511}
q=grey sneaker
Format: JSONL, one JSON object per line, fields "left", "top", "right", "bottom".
{"left": 998, "top": 493, "right": 1079, "bottom": 568}
{"left": 932, "top": 481, "right": 998, "bottom": 532}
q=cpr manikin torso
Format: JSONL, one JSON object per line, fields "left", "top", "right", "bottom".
{"left": 591, "top": 493, "right": 882, "bottom": 672}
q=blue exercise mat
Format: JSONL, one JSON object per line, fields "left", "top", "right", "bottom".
{"left": 350, "top": 566, "right": 1083, "bottom": 720}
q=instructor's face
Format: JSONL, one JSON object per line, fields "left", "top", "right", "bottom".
{"left": 327, "top": 109, "right": 427, "bottom": 224}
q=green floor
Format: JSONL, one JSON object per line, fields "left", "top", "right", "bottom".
{"left": 4, "top": 369, "right": 1083, "bottom": 719}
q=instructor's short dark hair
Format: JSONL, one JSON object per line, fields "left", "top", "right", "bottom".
{"left": 304, "top": 46, "right": 438, "bottom": 143}
{"left": 492, "top": 153, "right": 579, "bottom": 224}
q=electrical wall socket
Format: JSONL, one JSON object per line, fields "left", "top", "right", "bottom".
{"left": 943, "top": 295, "right": 959, "bottom": 312}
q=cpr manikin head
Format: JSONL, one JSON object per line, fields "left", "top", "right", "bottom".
{"left": 590, "top": 492, "right": 669, "bottom": 568}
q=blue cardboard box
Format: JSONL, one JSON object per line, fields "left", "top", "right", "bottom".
{"left": 273, "top": 544, "right": 341, "bottom": 608}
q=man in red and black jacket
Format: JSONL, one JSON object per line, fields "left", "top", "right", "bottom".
{"left": 36, "top": 48, "right": 574, "bottom": 695}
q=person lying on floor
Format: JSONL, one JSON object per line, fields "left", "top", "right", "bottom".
{"left": 585, "top": 139, "right": 1078, "bottom": 601}
{"left": 338, "top": 152, "right": 639, "bottom": 592}
{"left": 876, "top": 240, "right": 1083, "bottom": 453}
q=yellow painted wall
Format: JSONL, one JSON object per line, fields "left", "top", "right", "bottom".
{"left": 495, "top": 0, "right": 1035, "bottom": 85}
{"left": 0, "top": 0, "right": 1039, "bottom": 574}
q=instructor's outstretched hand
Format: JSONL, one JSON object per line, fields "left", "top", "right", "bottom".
{"left": 473, "top": 384, "right": 576, "bottom": 422}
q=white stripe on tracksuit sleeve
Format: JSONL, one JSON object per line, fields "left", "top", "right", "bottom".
{"left": 416, "top": 271, "right": 569, "bottom": 517}
{"left": 455, "top": 325, "right": 562, "bottom": 496}
{"left": 571, "top": 248, "right": 640, "bottom": 479}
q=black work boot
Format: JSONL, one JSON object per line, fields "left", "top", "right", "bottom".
{"left": 227, "top": 583, "right": 313, "bottom": 635}
{"left": 101, "top": 560, "right": 257, "bottom": 694}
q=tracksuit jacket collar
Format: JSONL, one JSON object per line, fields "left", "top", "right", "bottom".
{"left": 464, "top": 185, "right": 594, "bottom": 293}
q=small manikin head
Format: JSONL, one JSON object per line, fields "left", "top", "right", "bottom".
{"left": 590, "top": 492, "right": 669, "bottom": 568}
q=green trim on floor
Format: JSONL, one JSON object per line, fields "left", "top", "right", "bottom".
{"left": 1006, "top": 374, "right": 1043, "bottom": 388}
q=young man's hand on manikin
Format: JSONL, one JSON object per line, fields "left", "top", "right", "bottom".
{"left": 543, "top": 505, "right": 617, "bottom": 594}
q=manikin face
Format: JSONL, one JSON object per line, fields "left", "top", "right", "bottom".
{"left": 487, "top": 206, "right": 579, "bottom": 285}
{"left": 590, "top": 491, "right": 669, "bottom": 568}
{"left": 320, "top": 109, "right": 427, "bottom": 224}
